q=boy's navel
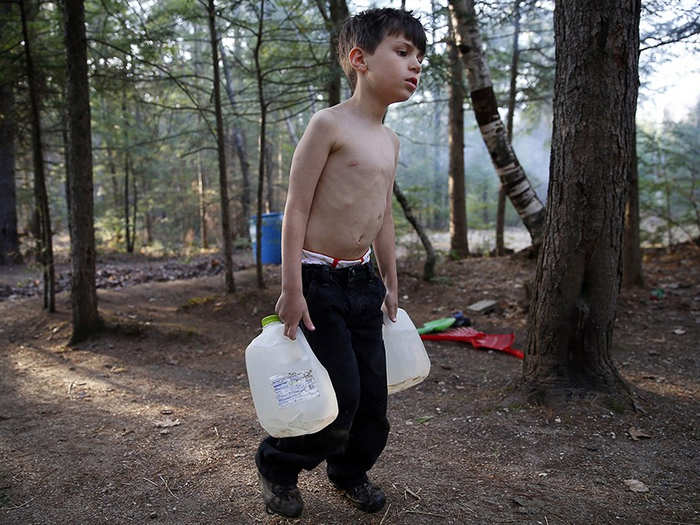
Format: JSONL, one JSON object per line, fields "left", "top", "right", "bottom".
{"left": 348, "top": 160, "right": 359, "bottom": 168}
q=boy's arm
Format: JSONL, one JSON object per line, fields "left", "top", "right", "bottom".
{"left": 373, "top": 131, "right": 400, "bottom": 322}
{"left": 276, "top": 110, "right": 336, "bottom": 339}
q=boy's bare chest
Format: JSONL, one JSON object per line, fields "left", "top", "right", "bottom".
{"left": 327, "top": 132, "right": 395, "bottom": 183}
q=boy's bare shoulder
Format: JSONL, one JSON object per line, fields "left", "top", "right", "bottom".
{"left": 383, "top": 125, "right": 400, "bottom": 154}
{"left": 307, "top": 107, "right": 340, "bottom": 133}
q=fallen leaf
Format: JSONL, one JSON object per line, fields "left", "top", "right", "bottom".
{"left": 624, "top": 479, "right": 649, "bottom": 492}
{"left": 415, "top": 416, "right": 434, "bottom": 424}
{"left": 154, "top": 418, "right": 181, "bottom": 428}
{"left": 673, "top": 328, "right": 686, "bottom": 335}
{"left": 627, "top": 427, "right": 652, "bottom": 441}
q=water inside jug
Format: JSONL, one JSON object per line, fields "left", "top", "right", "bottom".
{"left": 245, "top": 315, "right": 338, "bottom": 437}
{"left": 383, "top": 308, "right": 431, "bottom": 394}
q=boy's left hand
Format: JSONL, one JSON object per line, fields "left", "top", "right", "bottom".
{"left": 382, "top": 287, "right": 398, "bottom": 322}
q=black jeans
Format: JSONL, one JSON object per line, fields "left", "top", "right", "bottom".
{"left": 256, "top": 263, "right": 390, "bottom": 488}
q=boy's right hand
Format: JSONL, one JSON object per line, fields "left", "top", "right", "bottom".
{"left": 275, "top": 290, "right": 315, "bottom": 340}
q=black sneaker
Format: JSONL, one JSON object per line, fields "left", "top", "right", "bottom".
{"left": 257, "top": 471, "right": 303, "bottom": 518}
{"left": 332, "top": 480, "right": 386, "bottom": 513}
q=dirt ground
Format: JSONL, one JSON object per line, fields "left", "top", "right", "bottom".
{"left": 1, "top": 243, "right": 698, "bottom": 524}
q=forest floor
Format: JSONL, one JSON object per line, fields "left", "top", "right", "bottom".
{"left": 0, "top": 242, "right": 698, "bottom": 524}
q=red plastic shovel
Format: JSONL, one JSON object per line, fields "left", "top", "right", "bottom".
{"left": 420, "top": 326, "right": 524, "bottom": 359}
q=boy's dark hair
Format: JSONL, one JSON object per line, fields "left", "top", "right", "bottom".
{"left": 338, "top": 8, "right": 427, "bottom": 89}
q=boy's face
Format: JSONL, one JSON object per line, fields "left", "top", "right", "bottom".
{"left": 360, "top": 34, "right": 423, "bottom": 104}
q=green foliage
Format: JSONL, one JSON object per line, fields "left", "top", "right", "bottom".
{"left": 3, "top": 0, "right": 694, "bottom": 262}
{"left": 481, "top": 0, "right": 555, "bottom": 118}
{"left": 637, "top": 100, "right": 700, "bottom": 246}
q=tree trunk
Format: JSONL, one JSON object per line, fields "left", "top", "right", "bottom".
{"left": 0, "top": 81, "right": 21, "bottom": 265}
{"left": 62, "top": 116, "right": 73, "bottom": 246}
{"left": 193, "top": 26, "right": 209, "bottom": 250}
{"left": 120, "top": 85, "right": 140, "bottom": 254}
{"left": 314, "top": 0, "right": 350, "bottom": 106}
{"left": 284, "top": 113, "right": 300, "bottom": 145}
{"left": 431, "top": 0, "right": 445, "bottom": 230}
{"left": 524, "top": 0, "right": 641, "bottom": 406}
{"left": 207, "top": 0, "right": 235, "bottom": 293}
{"left": 145, "top": 212, "right": 153, "bottom": 246}
{"left": 220, "top": 42, "right": 252, "bottom": 241}
{"left": 448, "top": 0, "right": 545, "bottom": 246}
{"left": 63, "top": 0, "right": 101, "bottom": 341}
{"left": 0, "top": 1, "right": 20, "bottom": 266}
{"left": 497, "top": 0, "right": 522, "bottom": 257}
{"left": 131, "top": 172, "right": 138, "bottom": 252}
{"left": 265, "top": 135, "right": 274, "bottom": 213}
{"left": 254, "top": 0, "right": 267, "bottom": 289}
{"left": 623, "top": 135, "right": 643, "bottom": 286}
{"left": 276, "top": 131, "right": 284, "bottom": 205}
{"left": 20, "top": 0, "right": 55, "bottom": 311}
{"left": 121, "top": 87, "right": 133, "bottom": 253}
{"left": 495, "top": 187, "right": 506, "bottom": 254}
{"left": 123, "top": 149, "right": 132, "bottom": 251}
{"left": 660, "top": 147, "right": 673, "bottom": 250}
{"left": 106, "top": 146, "right": 122, "bottom": 245}
{"left": 448, "top": 25, "right": 469, "bottom": 258}
{"left": 394, "top": 181, "right": 436, "bottom": 281}
{"left": 197, "top": 151, "right": 209, "bottom": 249}
{"left": 328, "top": 0, "right": 349, "bottom": 106}
{"left": 58, "top": 0, "right": 72, "bottom": 247}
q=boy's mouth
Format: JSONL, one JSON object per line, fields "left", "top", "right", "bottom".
{"left": 406, "top": 77, "right": 418, "bottom": 89}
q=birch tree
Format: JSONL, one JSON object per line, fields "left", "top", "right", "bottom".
{"left": 448, "top": 0, "right": 545, "bottom": 246}
{"left": 496, "top": 0, "right": 522, "bottom": 256}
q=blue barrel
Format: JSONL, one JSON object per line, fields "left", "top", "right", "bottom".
{"left": 249, "top": 212, "right": 283, "bottom": 264}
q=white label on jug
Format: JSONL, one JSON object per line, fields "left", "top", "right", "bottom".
{"left": 270, "top": 369, "right": 320, "bottom": 408}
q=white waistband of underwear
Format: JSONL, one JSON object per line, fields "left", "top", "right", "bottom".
{"left": 301, "top": 247, "right": 371, "bottom": 268}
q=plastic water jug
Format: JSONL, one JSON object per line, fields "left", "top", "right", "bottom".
{"left": 245, "top": 315, "right": 338, "bottom": 437}
{"left": 383, "top": 308, "right": 431, "bottom": 394}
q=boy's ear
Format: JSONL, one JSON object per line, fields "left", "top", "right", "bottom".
{"left": 349, "top": 46, "right": 368, "bottom": 73}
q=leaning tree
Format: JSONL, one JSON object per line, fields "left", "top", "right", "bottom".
{"left": 448, "top": 0, "right": 546, "bottom": 246}
{"left": 524, "top": 0, "right": 641, "bottom": 405}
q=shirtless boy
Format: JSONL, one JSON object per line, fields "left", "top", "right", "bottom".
{"left": 255, "top": 8, "right": 426, "bottom": 518}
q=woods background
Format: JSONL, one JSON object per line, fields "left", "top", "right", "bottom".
{"left": 0, "top": 3, "right": 699, "bottom": 521}
{"left": 1, "top": 0, "right": 696, "bottom": 267}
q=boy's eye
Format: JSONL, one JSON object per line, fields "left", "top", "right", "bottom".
{"left": 397, "top": 50, "right": 407, "bottom": 56}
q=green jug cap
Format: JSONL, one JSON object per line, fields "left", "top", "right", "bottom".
{"left": 261, "top": 314, "right": 281, "bottom": 327}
